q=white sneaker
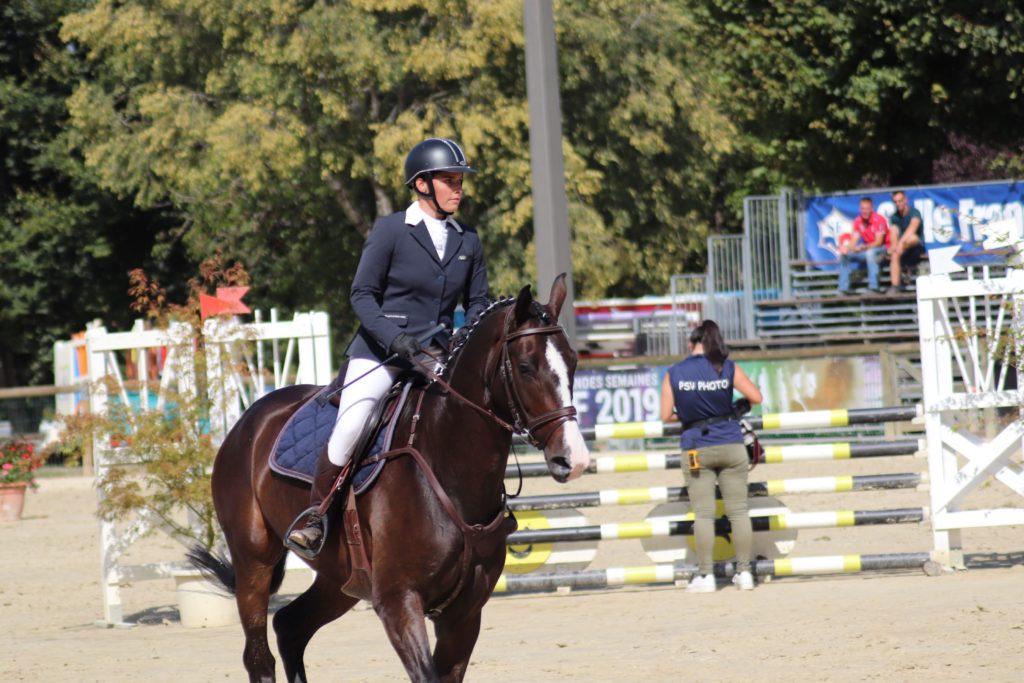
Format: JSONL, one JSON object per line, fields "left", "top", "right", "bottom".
{"left": 686, "top": 574, "right": 717, "bottom": 593}
{"left": 732, "top": 571, "right": 755, "bottom": 590}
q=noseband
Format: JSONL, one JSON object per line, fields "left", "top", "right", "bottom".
{"left": 497, "top": 306, "right": 578, "bottom": 450}
{"left": 414, "top": 305, "right": 579, "bottom": 450}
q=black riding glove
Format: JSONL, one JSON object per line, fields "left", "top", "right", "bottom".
{"left": 389, "top": 332, "right": 422, "bottom": 360}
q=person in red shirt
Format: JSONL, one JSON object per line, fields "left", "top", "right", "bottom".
{"left": 837, "top": 197, "right": 894, "bottom": 294}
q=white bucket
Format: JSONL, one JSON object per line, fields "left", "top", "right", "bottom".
{"left": 173, "top": 571, "right": 239, "bottom": 628}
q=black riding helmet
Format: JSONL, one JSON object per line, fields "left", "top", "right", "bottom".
{"left": 404, "top": 138, "right": 476, "bottom": 216}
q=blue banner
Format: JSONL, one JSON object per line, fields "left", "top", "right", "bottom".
{"left": 803, "top": 181, "right": 1024, "bottom": 266}
{"left": 573, "top": 366, "right": 666, "bottom": 429}
{"left": 571, "top": 357, "right": 883, "bottom": 431}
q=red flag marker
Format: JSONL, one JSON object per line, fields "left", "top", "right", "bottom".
{"left": 200, "top": 286, "right": 251, "bottom": 320}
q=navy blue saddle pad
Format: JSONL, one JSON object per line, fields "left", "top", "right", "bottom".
{"left": 269, "top": 383, "right": 411, "bottom": 494}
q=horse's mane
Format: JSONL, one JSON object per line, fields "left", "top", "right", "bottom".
{"left": 440, "top": 295, "right": 551, "bottom": 380}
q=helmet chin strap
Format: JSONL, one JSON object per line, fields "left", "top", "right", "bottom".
{"left": 415, "top": 172, "right": 452, "bottom": 217}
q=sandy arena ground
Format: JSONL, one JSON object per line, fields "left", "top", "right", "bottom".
{"left": 2, "top": 449, "right": 1023, "bottom": 682}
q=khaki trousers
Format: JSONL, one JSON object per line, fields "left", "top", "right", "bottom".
{"left": 683, "top": 442, "right": 752, "bottom": 575}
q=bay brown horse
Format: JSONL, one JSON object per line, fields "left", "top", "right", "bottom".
{"left": 190, "top": 276, "right": 590, "bottom": 682}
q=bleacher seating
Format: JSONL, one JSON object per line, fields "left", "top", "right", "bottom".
{"left": 744, "top": 259, "right": 924, "bottom": 347}
{"left": 578, "top": 253, "right": 1009, "bottom": 356}
{"left": 749, "top": 254, "right": 1008, "bottom": 348}
{"left": 789, "top": 254, "right": 927, "bottom": 297}
{"left": 753, "top": 291, "right": 920, "bottom": 345}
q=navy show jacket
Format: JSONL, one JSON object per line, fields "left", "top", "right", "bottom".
{"left": 345, "top": 205, "right": 490, "bottom": 362}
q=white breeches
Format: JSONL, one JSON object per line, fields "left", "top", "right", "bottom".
{"left": 326, "top": 357, "right": 400, "bottom": 467}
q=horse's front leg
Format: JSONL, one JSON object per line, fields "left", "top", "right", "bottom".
{"left": 432, "top": 609, "right": 482, "bottom": 682}
{"left": 374, "top": 590, "right": 437, "bottom": 681}
{"left": 273, "top": 573, "right": 359, "bottom": 683}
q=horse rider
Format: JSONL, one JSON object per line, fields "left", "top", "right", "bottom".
{"left": 287, "top": 138, "right": 491, "bottom": 552}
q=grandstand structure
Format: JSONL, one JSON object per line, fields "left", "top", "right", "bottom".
{"left": 578, "top": 181, "right": 1019, "bottom": 359}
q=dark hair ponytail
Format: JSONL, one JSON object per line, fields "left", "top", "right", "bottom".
{"left": 689, "top": 319, "right": 729, "bottom": 374}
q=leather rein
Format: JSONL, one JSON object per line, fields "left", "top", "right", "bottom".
{"left": 367, "top": 307, "right": 578, "bottom": 616}
{"left": 414, "top": 305, "right": 579, "bottom": 448}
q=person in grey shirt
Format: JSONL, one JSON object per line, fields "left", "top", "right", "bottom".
{"left": 887, "top": 190, "right": 926, "bottom": 293}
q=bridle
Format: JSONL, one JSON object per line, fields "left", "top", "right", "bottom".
{"left": 495, "top": 305, "right": 578, "bottom": 450}
{"left": 413, "top": 304, "right": 578, "bottom": 450}
{"left": 389, "top": 304, "right": 577, "bottom": 616}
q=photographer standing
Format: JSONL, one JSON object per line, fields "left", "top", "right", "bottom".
{"left": 660, "top": 320, "right": 763, "bottom": 592}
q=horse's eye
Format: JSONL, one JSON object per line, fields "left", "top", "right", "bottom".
{"left": 517, "top": 360, "right": 532, "bottom": 375}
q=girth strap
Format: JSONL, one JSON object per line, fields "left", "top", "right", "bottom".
{"left": 340, "top": 388, "right": 510, "bottom": 617}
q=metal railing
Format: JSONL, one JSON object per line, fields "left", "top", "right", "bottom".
{"left": 741, "top": 189, "right": 800, "bottom": 337}
{"left": 706, "top": 234, "right": 747, "bottom": 340}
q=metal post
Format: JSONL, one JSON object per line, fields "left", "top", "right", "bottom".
{"left": 741, "top": 198, "right": 756, "bottom": 340}
{"left": 790, "top": 187, "right": 806, "bottom": 278}
{"left": 778, "top": 188, "right": 793, "bottom": 300}
{"left": 705, "top": 240, "right": 718, "bottom": 331}
{"left": 669, "top": 275, "right": 680, "bottom": 356}
{"left": 524, "top": 0, "right": 576, "bottom": 341}
{"left": 879, "top": 348, "right": 899, "bottom": 439}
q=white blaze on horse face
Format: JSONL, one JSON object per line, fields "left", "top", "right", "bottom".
{"left": 545, "top": 340, "right": 591, "bottom": 480}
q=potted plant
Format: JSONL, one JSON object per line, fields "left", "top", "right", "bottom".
{"left": 62, "top": 255, "right": 250, "bottom": 626}
{"left": 0, "top": 438, "right": 44, "bottom": 521}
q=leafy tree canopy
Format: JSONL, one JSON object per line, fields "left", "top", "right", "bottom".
{"left": 59, "top": 0, "right": 732, "bottom": 322}
{"left": 0, "top": 0, "right": 184, "bottom": 385}
{"left": 690, "top": 0, "right": 1024, "bottom": 200}
{"left": 4, "top": 0, "right": 1024, "bottom": 386}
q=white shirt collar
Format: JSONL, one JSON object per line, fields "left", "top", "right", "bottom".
{"left": 404, "top": 202, "right": 463, "bottom": 233}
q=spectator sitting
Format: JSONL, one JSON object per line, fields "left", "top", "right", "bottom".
{"left": 887, "top": 190, "right": 926, "bottom": 293}
{"left": 837, "top": 197, "right": 892, "bottom": 295}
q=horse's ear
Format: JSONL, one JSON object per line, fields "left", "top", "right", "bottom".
{"left": 514, "top": 285, "right": 534, "bottom": 326}
{"left": 546, "top": 273, "right": 568, "bottom": 320}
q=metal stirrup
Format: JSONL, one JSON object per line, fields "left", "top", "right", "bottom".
{"left": 283, "top": 506, "right": 329, "bottom": 561}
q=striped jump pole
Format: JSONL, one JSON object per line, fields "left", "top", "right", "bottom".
{"left": 493, "top": 552, "right": 934, "bottom": 593}
{"left": 513, "top": 404, "right": 923, "bottom": 444}
{"left": 753, "top": 405, "right": 922, "bottom": 431}
{"left": 506, "top": 439, "right": 924, "bottom": 478}
{"left": 762, "top": 439, "right": 924, "bottom": 463}
{"left": 507, "top": 472, "right": 923, "bottom": 511}
{"left": 506, "top": 507, "right": 926, "bottom": 544}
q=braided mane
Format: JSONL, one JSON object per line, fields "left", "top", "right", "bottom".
{"left": 440, "top": 294, "right": 551, "bottom": 380}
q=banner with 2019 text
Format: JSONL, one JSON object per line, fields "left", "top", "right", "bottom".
{"left": 571, "top": 357, "right": 882, "bottom": 431}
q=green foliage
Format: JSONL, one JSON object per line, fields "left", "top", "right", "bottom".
{"left": 81, "top": 375, "right": 221, "bottom": 550}
{"left": 61, "top": 257, "right": 250, "bottom": 551}
{"left": 7, "top": 0, "right": 1024, "bottom": 387}
{"left": 58, "top": 0, "right": 734, "bottom": 322}
{"left": 690, "top": 0, "right": 1024, "bottom": 198}
{"left": 557, "top": 1, "right": 737, "bottom": 292}
{"left": 0, "top": 0, "right": 190, "bottom": 385}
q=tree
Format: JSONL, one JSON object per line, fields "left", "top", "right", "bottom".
{"left": 556, "top": 1, "right": 737, "bottom": 292}
{"left": 59, "top": 0, "right": 735, "bottom": 334}
{"left": 690, "top": 0, "right": 1024, "bottom": 203}
{"left": 0, "top": 0, "right": 185, "bottom": 386}
{"left": 27, "top": 0, "right": 1024, "bottom": 391}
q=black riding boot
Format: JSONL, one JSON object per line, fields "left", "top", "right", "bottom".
{"left": 287, "top": 451, "right": 344, "bottom": 552}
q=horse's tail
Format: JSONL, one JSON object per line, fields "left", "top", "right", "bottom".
{"left": 186, "top": 545, "right": 288, "bottom": 597}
